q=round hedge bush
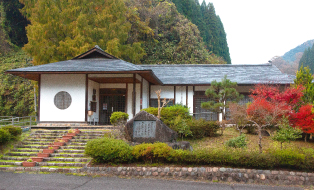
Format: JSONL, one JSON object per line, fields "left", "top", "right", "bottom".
{"left": 85, "top": 137, "right": 133, "bottom": 163}
{"left": 0, "top": 128, "right": 11, "bottom": 144}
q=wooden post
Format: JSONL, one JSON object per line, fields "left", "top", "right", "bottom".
{"left": 133, "top": 74, "right": 136, "bottom": 117}
{"left": 186, "top": 86, "right": 188, "bottom": 107}
{"left": 149, "top": 83, "right": 151, "bottom": 107}
{"left": 38, "top": 74, "right": 41, "bottom": 122}
{"left": 140, "top": 77, "right": 143, "bottom": 110}
{"left": 85, "top": 74, "right": 88, "bottom": 122}
{"left": 174, "top": 86, "right": 176, "bottom": 105}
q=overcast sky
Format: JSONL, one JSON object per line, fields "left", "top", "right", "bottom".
{"left": 204, "top": 0, "right": 314, "bottom": 64}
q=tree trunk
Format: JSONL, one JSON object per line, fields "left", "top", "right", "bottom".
{"left": 281, "top": 142, "right": 283, "bottom": 150}
{"left": 305, "top": 133, "right": 308, "bottom": 142}
{"left": 258, "top": 126, "right": 263, "bottom": 153}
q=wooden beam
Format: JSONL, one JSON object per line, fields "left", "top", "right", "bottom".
{"left": 89, "top": 77, "right": 141, "bottom": 84}
{"left": 133, "top": 74, "right": 136, "bottom": 117}
{"left": 38, "top": 74, "right": 41, "bottom": 122}
{"left": 85, "top": 74, "right": 88, "bottom": 122}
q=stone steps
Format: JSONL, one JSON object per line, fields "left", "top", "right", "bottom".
{"left": 0, "top": 128, "right": 108, "bottom": 170}
{"left": 16, "top": 145, "right": 49, "bottom": 149}
{"left": 12, "top": 149, "right": 40, "bottom": 152}
{"left": 1, "top": 156, "right": 29, "bottom": 161}
{"left": 43, "top": 157, "right": 89, "bottom": 162}
{"left": 7, "top": 152, "right": 38, "bottom": 157}
{"left": 50, "top": 153, "right": 85, "bottom": 157}
{"left": 55, "top": 149, "right": 85, "bottom": 153}
{"left": 67, "top": 142, "right": 87, "bottom": 146}
{"left": 21, "top": 142, "right": 52, "bottom": 145}
{"left": 38, "top": 162, "right": 86, "bottom": 167}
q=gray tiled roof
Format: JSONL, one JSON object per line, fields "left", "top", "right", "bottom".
{"left": 141, "top": 64, "right": 294, "bottom": 85}
{"left": 8, "top": 59, "right": 148, "bottom": 72}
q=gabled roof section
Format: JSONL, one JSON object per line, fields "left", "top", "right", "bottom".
{"left": 72, "top": 45, "right": 118, "bottom": 59}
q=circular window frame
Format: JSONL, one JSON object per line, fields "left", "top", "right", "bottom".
{"left": 54, "top": 91, "right": 72, "bottom": 110}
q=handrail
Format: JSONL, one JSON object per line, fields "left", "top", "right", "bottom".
{"left": 0, "top": 116, "right": 37, "bottom": 128}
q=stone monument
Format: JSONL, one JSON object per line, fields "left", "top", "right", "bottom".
{"left": 125, "top": 111, "right": 177, "bottom": 143}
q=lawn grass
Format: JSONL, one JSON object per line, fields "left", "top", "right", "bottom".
{"left": 189, "top": 127, "right": 314, "bottom": 152}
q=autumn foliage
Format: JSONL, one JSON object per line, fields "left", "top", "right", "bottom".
{"left": 246, "top": 84, "right": 306, "bottom": 152}
{"left": 290, "top": 105, "right": 314, "bottom": 134}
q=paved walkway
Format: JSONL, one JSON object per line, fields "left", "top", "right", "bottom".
{"left": 0, "top": 172, "right": 303, "bottom": 190}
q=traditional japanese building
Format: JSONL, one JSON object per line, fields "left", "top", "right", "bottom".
{"left": 6, "top": 46, "right": 294, "bottom": 125}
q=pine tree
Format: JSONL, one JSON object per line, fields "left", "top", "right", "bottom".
{"left": 294, "top": 65, "right": 314, "bottom": 104}
{"left": 171, "top": 0, "right": 231, "bottom": 64}
{"left": 299, "top": 44, "right": 314, "bottom": 73}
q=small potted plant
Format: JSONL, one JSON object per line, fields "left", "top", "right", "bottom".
{"left": 62, "top": 135, "right": 73, "bottom": 140}
{"left": 54, "top": 139, "right": 65, "bottom": 146}
{"left": 37, "top": 149, "right": 50, "bottom": 158}
{"left": 67, "top": 129, "right": 76, "bottom": 136}
{"left": 22, "top": 158, "right": 36, "bottom": 167}
{"left": 30, "top": 157, "right": 43, "bottom": 162}
{"left": 43, "top": 147, "right": 55, "bottom": 154}
{"left": 74, "top": 128, "right": 81, "bottom": 134}
{"left": 48, "top": 145, "right": 60, "bottom": 150}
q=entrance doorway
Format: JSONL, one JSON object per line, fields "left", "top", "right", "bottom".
{"left": 99, "top": 89, "right": 126, "bottom": 125}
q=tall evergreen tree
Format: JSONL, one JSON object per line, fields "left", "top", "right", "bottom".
{"left": 171, "top": 0, "right": 231, "bottom": 64}
{"left": 299, "top": 44, "right": 314, "bottom": 74}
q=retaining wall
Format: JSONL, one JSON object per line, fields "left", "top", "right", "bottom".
{"left": 1, "top": 166, "right": 313, "bottom": 186}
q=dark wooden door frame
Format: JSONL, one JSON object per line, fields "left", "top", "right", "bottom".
{"left": 98, "top": 88, "right": 126, "bottom": 125}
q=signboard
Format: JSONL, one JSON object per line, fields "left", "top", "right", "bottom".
{"left": 133, "top": 121, "right": 156, "bottom": 138}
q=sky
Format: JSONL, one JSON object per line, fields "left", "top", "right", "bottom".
{"left": 204, "top": 0, "right": 314, "bottom": 65}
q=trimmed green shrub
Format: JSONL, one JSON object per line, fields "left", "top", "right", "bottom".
{"left": 165, "top": 147, "right": 314, "bottom": 171}
{"left": 85, "top": 137, "right": 133, "bottom": 163}
{"left": 0, "top": 128, "right": 11, "bottom": 144}
{"left": 225, "top": 134, "right": 247, "bottom": 148}
{"left": 2, "top": 126, "right": 22, "bottom": 138}
{"left": 187, "top": 118, "right": 219, "bottom": 139}
{"left": 110, "top": 112, "right": 129, "bottom": 126}
{"left": 174, "top": 116, "right": 192, "bottom": 140}
{"left": 142, "top": 104, "right": 192, "bottom": 129}
{"left": 132, "top": 142, "right": 172, "bottom": 163}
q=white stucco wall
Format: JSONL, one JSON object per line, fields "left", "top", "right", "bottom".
{"left": 88, "top": 80, "right": 100, "bottom": 122}
{"left": 142, "top": 79, "right": 149, "bottom": 109}
{"left": 150, "top": 85, "right": 174, "bottom": 99}
{"left": 175, "top": 86, "right": 186, "bottom": 105}
{"left": 127, "top": 84, "right": 133, "bottom": 117}
{"left": 40, "top": 74, "right": 86, "bottom": 122}
{"left": 188, "top": 86, "right": 194, "bottom": 114}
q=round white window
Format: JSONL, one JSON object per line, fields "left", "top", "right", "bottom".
{"left": 54, "top": 91, "right": 72, "bottom": 110}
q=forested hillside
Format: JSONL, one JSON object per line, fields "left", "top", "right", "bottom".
{"left": 1, "top": 0, "right": 230, "bottom": 65}
{"left": 271, "top": 40, "right": 314, "bottom": 75}
{"left": 282, "top": 39, "right": 314, "bottom": 63}
{"left": 0, "top": 50, "right": 35, "bottom": 116}
{"left": 0, "top": 0, "right": 231, "bottom": 116}
{"left": 299, "top": 44, "right": 314, "bottom": 74}
{"left": 171, "top": 0, "right": 231, "bottom": 64}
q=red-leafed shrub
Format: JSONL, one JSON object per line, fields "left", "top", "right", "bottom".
{"left": 290, "top": 104, "right": 314, "bottom": 134}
